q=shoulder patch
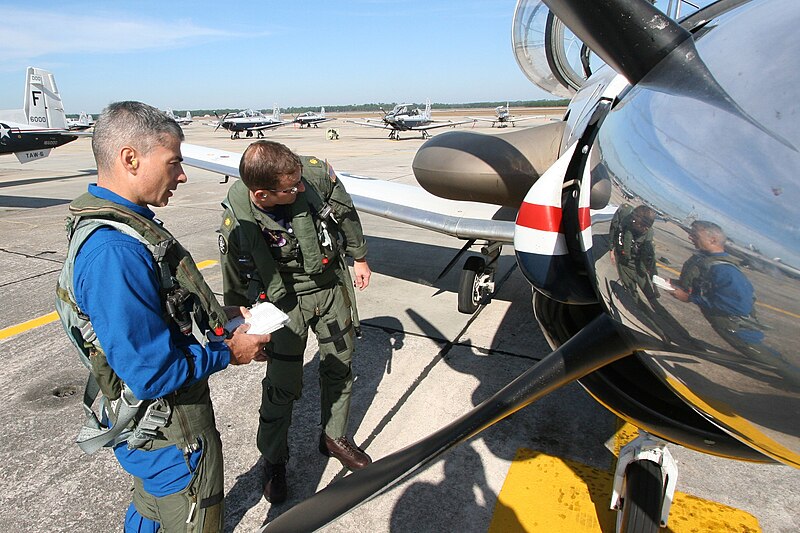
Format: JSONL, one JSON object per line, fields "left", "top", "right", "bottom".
{"left": 309, "top": 158, "right": 318, "bottom": 165}
{"left": 218, "top": 234, "right": 228, "bottom": 255}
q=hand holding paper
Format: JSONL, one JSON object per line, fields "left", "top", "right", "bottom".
{"left": 226, "top": 301, "right": 291, "bottom": 335}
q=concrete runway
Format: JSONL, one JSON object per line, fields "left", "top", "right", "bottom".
{"left": 0, "top": 114, "right": 798, "bottom": 532}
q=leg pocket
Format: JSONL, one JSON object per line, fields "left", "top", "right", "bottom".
{"left": 142, "top": 432, "right": 224, "bottom": 532}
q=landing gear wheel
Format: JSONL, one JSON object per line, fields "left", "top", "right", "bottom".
{"left": 458, "top": 256, "right": 487, "bottom": 314}
{"left": 617, "top": 460, "right": 663, "bottom": 533}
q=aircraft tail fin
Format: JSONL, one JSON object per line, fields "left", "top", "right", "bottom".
{"left": 320, "top": 107, "right": 325, "bottom": 117}
{"left": 423, "top": 99, "right": 431, "bottom": 119}
{"left": 273, "top": 104, "right": 281, "bottom": 121}
{"left": 186, "top": 111, "right": 192, "bottom": 120}
{"left": 24, "top": 67, "right": 67, "bottom": 130}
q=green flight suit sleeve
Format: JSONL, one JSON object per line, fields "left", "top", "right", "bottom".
{"left": 327, "top": 167, "right": 368, "bottom": 260}
{"left": 219, "top": 209, "right": 250, "bottom": 307}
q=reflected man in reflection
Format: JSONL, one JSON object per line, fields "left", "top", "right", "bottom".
{"left": 610, "top": 204, "right": 659, "bottom": 303}
{"left": 671, "top": 221, "right": 784, "bottom": 367}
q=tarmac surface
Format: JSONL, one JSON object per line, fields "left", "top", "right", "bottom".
{"left": 0, "top": 112, "right": 798, "bottom": 532}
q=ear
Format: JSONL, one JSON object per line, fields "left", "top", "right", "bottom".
{"left": 122, "top": 147, "right": 138, "bottom": 173}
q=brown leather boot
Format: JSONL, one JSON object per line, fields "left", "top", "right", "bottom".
{"left": 319, "top": 434, "right": 372, "bottom": 470}
{"left": 263, "top": 461, "right": 287, "bottom": 504}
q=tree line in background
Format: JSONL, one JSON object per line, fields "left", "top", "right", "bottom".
{"left": 66, "top": 99, "right": 568, "bottom": 119}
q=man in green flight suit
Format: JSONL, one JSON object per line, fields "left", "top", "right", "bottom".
{"left": 218, "top": 140, "right": 372, "bottom": 504}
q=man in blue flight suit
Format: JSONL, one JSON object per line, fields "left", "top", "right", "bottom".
{"left": 56, "top": 101, "right": 271, "bottom": 532}
{"left": 671, "top": 221, "right": 771, "bottom": 358}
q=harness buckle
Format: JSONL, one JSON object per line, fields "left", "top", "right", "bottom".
{"left": 126, "top": 398, "right": 172, "bottom": 450}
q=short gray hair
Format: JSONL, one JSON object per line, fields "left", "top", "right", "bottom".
{"left": 92, "top": 101, "right": 184, "bottom": 173}
{"left": 691, "top": 220, "right": 726, "bottom": 241}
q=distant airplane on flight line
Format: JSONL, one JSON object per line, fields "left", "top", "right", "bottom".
{"left": 468, "top": 102, "right": 544, "bottom": 128}
{"left": 165, "top": 109, "right": 192, "bottom": 126}
{"left": 293, "top": 107, "right": 335, "bottom": 128}
{"left": 348, "top": 100, "right": 475, "bottom": 140}
{"left": 66, "top": 112, "right": 94, "bottom": 131}
{"left": 212, "top": 105, "right": 292, "bottom": 139}
{"left": 0, "top": 67, "right": 89, "bottom": 163}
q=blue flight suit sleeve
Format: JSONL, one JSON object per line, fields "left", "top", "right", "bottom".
{"left": 74, "top": 227, "right": 230, "bottom": 401}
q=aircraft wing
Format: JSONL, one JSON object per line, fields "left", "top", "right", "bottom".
{"left": 467, "top": 116, "right": 498, "bottom": 123}
{"left": 180, "top": 143, "right": 515, "bottom": 242}
{"left": 246, "top": 121, "right": 293, "bottom": 132}
{"left": 507, "top": 115, "right": 544, "bottom": 123}
{"left": 347, "top": 120, "right": 392, "bottom": 130}
{"left": 414, "top": 118, "right": 476, "bottom": 131}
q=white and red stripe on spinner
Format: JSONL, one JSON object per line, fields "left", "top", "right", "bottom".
{"left": 513, "top": 143, "right": 592, "bottom": 255}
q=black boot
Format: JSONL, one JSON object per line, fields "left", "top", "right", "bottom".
{"left": 263, "top": 461, "right": 287, "bottom": 504}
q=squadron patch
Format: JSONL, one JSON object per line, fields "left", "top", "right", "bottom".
{"left": 223, "top": 216, "right": 232, "bottom": 227}
{"left": 218, "top": 234, "right": 228, "bottom": 255}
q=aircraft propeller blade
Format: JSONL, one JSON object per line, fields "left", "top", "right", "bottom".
{"left": 261, "top": 313, "right": 636, "bottom": 532}
{"left": 541, "top": 0, "right": 690, "bottom": 86}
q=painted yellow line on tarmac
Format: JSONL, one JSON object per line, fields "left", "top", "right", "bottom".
{"left": 195, "top": 260, "right": 218, "bottom": 270}
{"left": 0, "top": 260, "right": 219, "bottom": 341}
{"left": 0, "top": 312, "right": 59, "bottom": 340}
{"left": 490, "top": 421, "right": 761, "bottom": 532}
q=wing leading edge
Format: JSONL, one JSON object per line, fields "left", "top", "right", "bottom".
{"left": 180, "top": 143, "right": 514, "bottom": 243}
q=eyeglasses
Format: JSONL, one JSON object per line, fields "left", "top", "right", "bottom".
{"left": 268, "top": 179, "right": 302, "bottom": 195}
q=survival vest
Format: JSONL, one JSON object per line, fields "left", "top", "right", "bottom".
{"left": 683, "top": 253, "right": 764, "bottom": 329}
{"left": 55, "top": 193, "right": 227, "bottom": 454}
{"left": 220, "top": 157, "right": 358, "bottom": 301}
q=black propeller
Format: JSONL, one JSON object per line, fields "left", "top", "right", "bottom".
{"left": 213, "top": 111, "right": 232, "bottom": 132}
{"left": 261, "top": 314, "right": 637, "bottom": 532}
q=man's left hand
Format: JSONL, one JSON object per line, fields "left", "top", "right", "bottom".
{"left": 353, "top": 259, "right": 371, "bottom": 291}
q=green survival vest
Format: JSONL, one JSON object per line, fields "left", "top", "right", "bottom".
{"left": 55, "top": 193, "right": 227, "bottom": 454}
{"left": 219, "top": 156, "right": 366, "bottom": 308}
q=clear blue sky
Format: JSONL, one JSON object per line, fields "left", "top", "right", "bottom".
{"left": 0, "top": 0, "right": 556, "bottom": 114}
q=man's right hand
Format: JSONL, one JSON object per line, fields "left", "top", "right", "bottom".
{"left": 225, "top": 323, "right": 271, "bottom": 365}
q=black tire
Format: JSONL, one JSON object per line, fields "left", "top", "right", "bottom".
{"left": 458, "top": 256, "right": 486, "bottom": 314}
{"left": 618, "top": 460, "right": 664, "bottom": 533}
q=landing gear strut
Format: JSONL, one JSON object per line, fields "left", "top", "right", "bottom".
{"left": 456, "top": 241, "right": 502, "bottom": 314}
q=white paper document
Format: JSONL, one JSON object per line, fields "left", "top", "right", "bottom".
{"left": 225, "top": 302, "right": 291, "bottom": 335}
{"left": 652, "top": 275, "right": 675, "bottom": 291}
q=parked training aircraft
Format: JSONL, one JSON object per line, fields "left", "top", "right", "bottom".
{"left": 66, "top": 112, "right": 94, "bottom": 131}
{"left": 212, "top": 106, "right": 291, "bottom": 139}
{"left": 348, "top": 100, "right": 475, "bottom": 140}
{"left": 183, "top": 0, "right": 799, "bottom": 530}
{"left": 468, "top": 102, "right": 543, "bottom": 128}
{"left": 0, "top": 67, "right": 85, "bottom": 163}
{"left": 293, "top": 107, "right": 335, "bottom": 128}
{"left": 165, "top": 109, "right": 192, "bottom": 126}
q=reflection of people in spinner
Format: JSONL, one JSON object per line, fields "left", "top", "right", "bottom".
{"left": 610, "top": 204, "right": 659, "bottom": 302}
{"left": 671, "top": 221, "right": 792, "bottom": 376}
